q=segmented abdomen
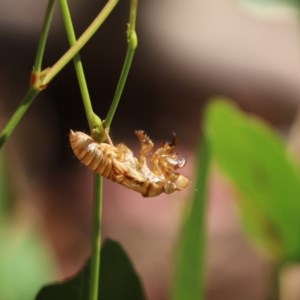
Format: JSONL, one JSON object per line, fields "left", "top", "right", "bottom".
{"left": 69, "top": 130, "right": 114, "bottom": 179}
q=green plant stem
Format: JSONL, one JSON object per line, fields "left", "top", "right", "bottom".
{"left": 0, "top": 87, "right": 40, "bottom": 148}
{"left": 0, "top": 0, "right": 57, "bottom": 148}
{"left": 269, "top": 263, "right": 281, "bottom": 300}
{"left": 128, "top": 0, "right": 138, "bottom": 30}
{"left": 42, "top": 0, "right": 119, "bottom": 87}
{"left": 59, "top": 0, "right": 102, "bottom": 134}
{"left": 0, "top": 0, "right": 118, "bottom": 148}
{"left": 0, "top": 151, "right": 8, "bottom": 218}
{"left": 89, "top": 174, "right": 103, "bottom": 300}
{"left": 33, "top": 0, "right": 57, "bottom": 72}
{"left": 60, "top": 3, "right": 104, "bottom": 298}
{"left": 105, "top": 0, "right": 138, "bottom": 129}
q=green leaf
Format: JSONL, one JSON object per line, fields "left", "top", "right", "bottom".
{"left": 35, "top": 239, "right": 146, "bottom": 300}
{"left": 205, "top": 98, "right": 300, "bottom": 262}
{"left": 171, "top": 137, "right": 211, "bottom": 300}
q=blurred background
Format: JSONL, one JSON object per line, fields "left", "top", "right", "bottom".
{"left": 1, "top": 0, "right": 300, "bottom": 299}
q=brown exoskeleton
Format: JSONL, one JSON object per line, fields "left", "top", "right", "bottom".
{"left": 69, "top": 130, "right": 189, "bottom": 197}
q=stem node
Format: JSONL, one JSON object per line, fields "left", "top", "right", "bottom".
{"left": 30, "top": 68, "right": 50, "bottom": 90}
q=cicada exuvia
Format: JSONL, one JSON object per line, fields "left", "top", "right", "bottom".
{"left": 69, "top": 130, "right": 189, "bottom": 197}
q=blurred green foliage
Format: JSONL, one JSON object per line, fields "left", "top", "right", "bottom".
{"left": 241, "top": 0, "right": 300, "bottom": 8}
{"left": 0, "top": 154, "right": 55, "bottom": 300}
{"left": 171, "top": 138, "right": 210, "bottom": 300}
{"left": 205, "top": 99, "right": 300, "bottom": 263}
{"left": 0, "top": 223, "right": 55, "bottom": 300}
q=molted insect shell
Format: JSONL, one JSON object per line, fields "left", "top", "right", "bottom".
{"left": 69, "top": 130, "right": 189, "bottom": 197}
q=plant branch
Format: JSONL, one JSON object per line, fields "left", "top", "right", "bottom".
{"left": 33, "top": 0, "right": 58, "bottom": 72}
{"left": 0, "top": 87, "right": 40, "bottom": 148}
{"left": 0, "top": 0, "right": 57, "bottom": 148}
{"left": 105, "top": 0, "right": 138, "bottom": 129}
{"left": 41, "top": 0, "right": 119, "bottom": 87}
{"left": 268, "top": 263, "right": 281, "bottom": 300}
{"left": 89, "top": 174, "right": 103, "bottom": 300}
{"left": 59, "top": 0, "right": 102, "bottom": 135}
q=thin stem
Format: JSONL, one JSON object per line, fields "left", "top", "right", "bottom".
{"left": 59, "top": 0, "right": 102, "bottom": 134}
{"left": 268, "top": 263, "right": 281, "bottom": 300}
{"left": 33, "top": 0, "right": 57, "bottom": 72}
{"left": 0, "top": 1, "right": 57, "bottom": 148}
{"left": 0, "top": 151, "right": 8, "bottom": 218}
{"left": 0, "top": 0, "right": 119, "bottom": 146}
{"left": 128, "top": 0, "right": 138, "bottom": 33}
{"left": 104, "top": 0, "right": 138, "bottom": 129}
{"left": 42, "top": 0, "right": 119, "bottom": 86}
{"left": 89, "top": 174, "right": 103, "bottom": 300}
{"left": 0, "top": 87, "right": 40, "bottom": 148}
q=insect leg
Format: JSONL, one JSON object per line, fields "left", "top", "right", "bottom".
{"left": 102, "top": 128, "right": 113, "bottom": 145}
{"left": 135, "top": 130, "right": 154, "bottom": 168}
